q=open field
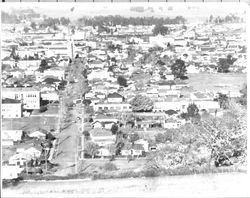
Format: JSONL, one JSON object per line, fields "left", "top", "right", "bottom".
{"left": 80, "top": 158, "right": 147, "bottom": 171}
{"left": 187, "top": 73, "right": 246, "bottom": 92}
{"left": 3, "top": 172, "right": 250, "bottom": 196}
{"left": 2, "top": 116, "right": 58, "bottom": 132}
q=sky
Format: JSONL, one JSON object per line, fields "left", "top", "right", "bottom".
{"left": 2, "top": 3, "right": 247, "bottom": 23}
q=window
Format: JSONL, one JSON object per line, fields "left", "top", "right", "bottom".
{"left": 123, "top": 106, "right": 127, "bottom": 109}
{"left": 98, "top": 107, "right": 102, "bottom": 110}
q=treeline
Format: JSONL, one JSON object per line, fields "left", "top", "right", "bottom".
{"left": 1, "top": 12, "right": 20, "bottom": 24}
{"left": 209, "top": 14, "right": 244, "bottom": 24}
{"left": 78, "top": 15, "right": 186, "bottom": 26}
{"left": 39, "top": 17, "right": 70, "bottom": 29}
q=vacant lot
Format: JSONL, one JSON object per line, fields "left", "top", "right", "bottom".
{"left": 2, "top": 116, "right": 58, "bottom": 132}
{"left": 80, "top": 158, "right": 147, "bottom": 171}
{"left": 187, "top": 73, "right": 246, "bottom": 92}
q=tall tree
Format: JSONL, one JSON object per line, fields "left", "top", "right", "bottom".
{"left": 170, "top": 59, "right": 187, "bottom": 79}
{"left": 187, "top": 103, "right": 200, "bottom": 119}
{"left": 111, "top": 123, "right": 119, "bottom": 135}
{"left": 217, "top": 55, "right": 237, "bottom": 73}
{"left": 217, "top": 93, "right": 229, "bottom": 109}
{"left": 238, "top": 84, "right": 247, "bottom": 106}
{"left": 117, "top": 76, "right": 128, "bottom": 87}
{"left": 31, "top": 22, "right": 37, "bottom": 30}
{"left": 84, "top": 142, "right": 99, "bottom": 159}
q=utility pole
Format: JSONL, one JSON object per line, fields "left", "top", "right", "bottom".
{"left": 81, "top": 107, "right": 84, "bottom": 159}
{"left": 45, "top": 148, "right": 49, "bottom": 174}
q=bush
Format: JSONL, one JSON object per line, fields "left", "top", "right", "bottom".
{"left": 143, "top": 168, "right": 159, "bottom": 177}
{"left": 39, "top": 106, "right": 48, "bottom": 113}
{"left": 103, "top": 162, "right": 118, "bottom": 171}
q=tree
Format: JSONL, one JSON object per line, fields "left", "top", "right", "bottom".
{"left": 155, "top": 131, "right": 174, "bottom": 143}
{"left": 170, "top": 59, "right": 187, "bottom": 79}
{"left": 209, "top": 15, "right": 214, "bottom": 23}
{"left": 117, "top": 76, "right": 128, "bottom": 87}
{"left": 216, "top": 93, "right": 229, "bottom": 109}
{"left": 217, "top": 55, "right": 237, "bottom": 73}
{"left": 129, "top": 132, "right": 140, "bottom": 145}
{"left": 153, "top": 24, "right": 169, "bottom": 36}
{"left": 31, "top": 22, "right": 37, "bottom": 30}
{"left": 10, "top": 46, "right": 19, "bottom": 62}
{"left": 107, "top": 143, "right": 116, "bottom": 160}
{"left": 39, "top": 59, "right": 48, "bottom": 72}
{"left": 238, "top": 84, "right": 247, "bottom": 106}
{"left": 23, "top": 27, "right": 30, "bottom": 33}
{"left": 187, "top": 103, "right": 200, "bottom": 118}
{"left": 84, "top": 142, "right": 99, "bottom": 159}
{"left": 60, "top": 17, "right": 70, "bottom": 26}
{"left": 130, "top": 95, "right": 154, "bottom": 112}
{"left": 111, "top": 123, "right": 119, "bottom": 135}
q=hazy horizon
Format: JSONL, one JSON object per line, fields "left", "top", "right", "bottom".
{"left": 2, "top": 3, "right": 246, "bottom": 23}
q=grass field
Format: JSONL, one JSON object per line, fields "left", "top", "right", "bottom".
{"left": 187, "top": 73, "right": 246, "bottom": 92}
{"left": 80, "top": 158, "right": 147, "bottom": 172}
{"left": 2, "top": 116, "right": 58, "bottom": 132}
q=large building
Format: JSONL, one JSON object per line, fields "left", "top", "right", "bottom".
{"left": 2, "top": 87, "right": 40, "bottom": 110}
{"left": 2, "top": 98, "right": 22, "bottom": 118}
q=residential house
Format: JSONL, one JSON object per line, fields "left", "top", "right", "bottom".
{"left": 134, "top": 139, "right": 149, "bottom": 152}
{"left": 28, "top": 130, "right": 46, "bottom": 139}
{"left": 121, "top": 143, "right": 144, "bottom": 157}
{"left": 107, "top": 92, "right": 124, "bottom": 103}
{"left": 9, "top": 146, "right": 42, "bottom": 166}
{"left": 154, "top": 99, "right": 190, "bottom": 113}
{"left": 93, "top": 102, "right": 132, "bottom": 112}
{"left": 2, "top": 165, "right": 24, "bottom": 179}
{"left": 88, "top": 69, "right": 113, "bottom": 81}
{"left": 92, "top": 114, "right": 118, "bottom": 129}
{"left": 2, "top": 130, "right": 23, "bottom": 145}
{"left": 89, "top": 129, "right": 116, "bottom": 147}
{"left": 2, "top": 87, "right": 40, "bottom": 110}
{"left": 97, "top": 147, "right": 112, "bottom": 157}
{"left": 163, "top": 118, "right": 185, "bottom": 129}
{"left": 41, "top": 91, "right": 59, "bottom": 101}
{"left": 2, "top": 98, "right": 22, "bottom": 118}
{"left": 43, "top": 67, "right": 65, "bottom": 80}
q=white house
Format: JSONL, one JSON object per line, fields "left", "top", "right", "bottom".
{"left": 2, "top": 87, "right": 40, "bottom": 110}
{"left": 93, "top": 102, "right": 132, "bottom": 112}
{"left": 28, "top": 131, "right": 46, "bottom": 139}
{"left": 2, "top": 98, "right": 22, "bottom": 118}
{"left": 2, "top": 165, "right": 24, "bottom": 179}
{"left": 89, "top": 129, "right": 116, "bottom": 147}
{"left": 41, "top": 91, "right": 59, "bottom": 101}
{"left": 17, "top": 60, "right": 40, "bottom": 70}
{"left": 107, "top": 92, "right": 124, "bottom": 103}
{"left": 88, "top": 69, "right": 112, "bottom": 81}
{"left": 2, "top": 130, "right": 23, "bottom": 142}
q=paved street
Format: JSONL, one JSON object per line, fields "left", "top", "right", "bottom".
{"left": 51, "top": 66, "right": 84, "bottom": 176}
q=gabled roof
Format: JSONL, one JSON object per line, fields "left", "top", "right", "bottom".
{"left": 2, "top": 87, "right": 39, "bottom": 92}
{"left": 95, "top": 114, "right": 115, "bottom": 120}
{"left": 89, "top": 128, "right": 114, "bottom": 137}
{"left": 107, "top": 92, "right": 123, "bottom": 98}
{"left": 123, "top": 143, "right": 144, "bottom": 151}
{"left": 2, "top": 98, "right": 21, "bottom": 104}
{"left": 43, "top": 77, "right": 60, "bottom": 84}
